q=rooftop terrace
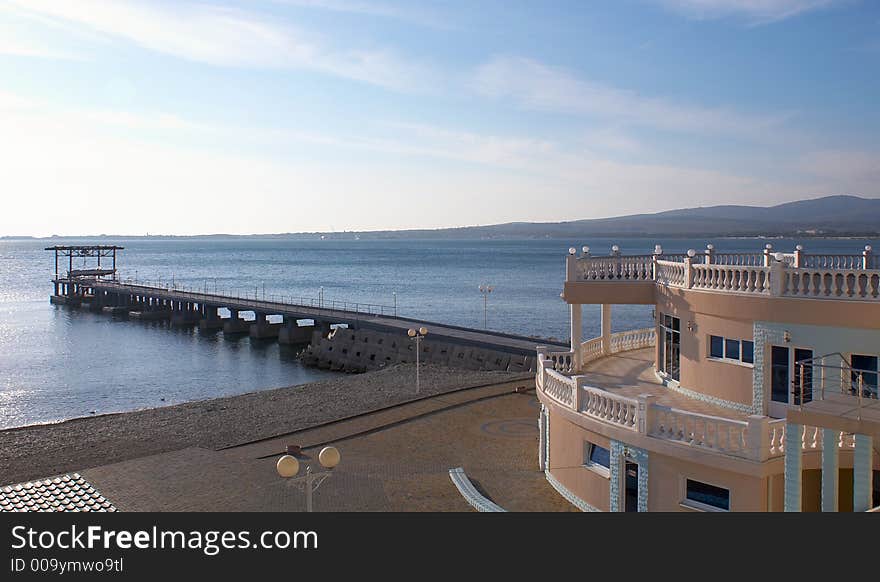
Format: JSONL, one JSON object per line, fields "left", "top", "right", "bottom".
{"left": 565, "top": 243, "right": 880, "bottom": 301}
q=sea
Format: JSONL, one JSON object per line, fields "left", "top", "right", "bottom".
{"left": 1, "top": 236, "right": 876, "bottom": 429}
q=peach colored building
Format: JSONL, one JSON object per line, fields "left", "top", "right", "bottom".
{"left": 536, "top": 243, "right": 880, "bottom": 512}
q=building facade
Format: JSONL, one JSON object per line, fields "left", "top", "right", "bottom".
{"left": 536, "top": 244, "right": 880, "bottom": 512}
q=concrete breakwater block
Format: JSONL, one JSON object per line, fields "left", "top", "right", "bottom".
{"left": 298, "top": 327, "right": 533, "bottom": 374}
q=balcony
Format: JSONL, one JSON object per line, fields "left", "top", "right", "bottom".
{"left": 536, "top": 329, "right": 857, "bottom": 462}
{"left": 564, "top": 244, "right": 880, "bottom": 301}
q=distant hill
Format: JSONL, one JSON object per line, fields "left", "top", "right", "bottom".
{"left": 6, "top": 195, "right": 880, "bottom": 240}
{"left": 332, "top": 195, "right": 880, "bottom": 239}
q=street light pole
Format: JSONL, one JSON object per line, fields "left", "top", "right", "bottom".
{"left": 393, "top": 291, "right": 397, "bottom": 317}
{"left": 276, "top": 446, "right": 341, "bottom": 512}
{"left": 408, "top": 327, "right": 428, "bottom": 393}
{"left": 479, "top": 284, "right": 494, "bottom": 329}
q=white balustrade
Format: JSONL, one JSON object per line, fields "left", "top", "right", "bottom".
{"left": 609, "top": 328, "right": 656, "bottom": 353}
{"left": 577, "top": 255, "right": 654, "bottom": 282}
{"left": 581, "top": 385, "right": 639, "bottom": 430}
{"left": 782, "top": 268, "right": 880, "bottom": 300}
{"left": 542, "top": 368, "right": 575, "bottom": 407}
{"left": 765, "top": 420, "right": 855, "bottom": 458}
{"left": 691, "top": 264, "right": 771, "bottom": 294}
{"left": 649, "top": 406, "right": 750, "bottom": 456}
{"left": 570, "top": 246, "right": 880, "bottom": 301}
{"left": 547, "top": 350, "right": 575, "bottom": 373}
{"left": 581, "top": 337, "right": 604, "bottom": 365}
{"left": 655, "top": 260, "right": 686, "bottom": 287}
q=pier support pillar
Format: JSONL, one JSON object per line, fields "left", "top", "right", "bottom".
{"left": 199, "top": 305, "right": 224, "bottom": 331}
{"left": 223, "top": 309, "right": 251, "bottom": 335}
{"left": 279, "top": 320, "right": 314, "bottom": 344}
{"left": 250, "top": 313, "right": 281, "bottom": 339}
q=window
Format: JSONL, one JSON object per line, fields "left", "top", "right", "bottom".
{"left": 741, "top": 341, "right": 754, "bottom": 364}
{"left": 851, "top": 355, "right": 879, "bottom": 399}
{"left": 684, "top": 479, "right": 730, "bottom": 511}
{"left": 710, "top": 335, "right": 724, "bottom": 358}
{"left": 661, "top": 314, "right": 681, "bottom": 381}
{"left": 584, "top": 442, "right": 610, "bottom": 476}
{"left": 708, "top": 335, "right": 753, "bottom": 366}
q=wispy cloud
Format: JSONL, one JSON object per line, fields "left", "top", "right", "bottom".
{"left": 472, "top": 56, "right": 794, "bottom": 140}
{"left": 654, "top": 0, "right": 841, "bottom": 24}
{"left": 271, "top": 0, "right": 449, "bottom": 28}
{"left": 4, "top": 0, "right": 436, "bottom": 91}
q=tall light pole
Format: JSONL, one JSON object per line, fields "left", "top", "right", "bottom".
{"left": 276, "top": 446, "right": 341, "bottom": 512}
{"left": 408, "top": 327, "right": 428, "bottom": 393}
{"left": 393, "top": 291, "right": 397, "bottom": 317}
{"left": 479, "top": 284, "right": 494, "bottom": 329}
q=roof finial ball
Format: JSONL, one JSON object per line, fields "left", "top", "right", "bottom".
{"left": 568, "top": 247, "right": 577, "bottom": 255}
{"left": 611, "top": 245, "right": 620, "bottom": 253}
{"left": 765, "top": 243, "right": 773, "bottom": 250}
{"left": 582, "top": 246, "right": 590, "bottom": 255}
{"left": 774, "top": 252, "right": 785, "bottom": 262}
{"left": 653, "top": 244, "right": 663, "bottom": 255}
{"left": 686, "top": 249, "right": 696, "bottom": 258}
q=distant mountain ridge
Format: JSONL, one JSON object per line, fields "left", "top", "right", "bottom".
{"left": 5, "top": 195, "right": 879, "bottom": 240}
{"left": 334, "top": 195, "right": 880, "bottom": 239}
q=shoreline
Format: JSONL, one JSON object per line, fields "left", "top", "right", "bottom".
{"left": 0, "top": 364, "right": 526, "bottom": 486}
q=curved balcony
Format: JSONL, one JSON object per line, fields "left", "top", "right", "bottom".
{"left": 536, "top": 329, "right": 857, "bottom": 462}
{"left": 565, "top": 245, "right": 880, "bottom": 301}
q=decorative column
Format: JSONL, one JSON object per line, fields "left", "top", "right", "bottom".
{"left": 784, "top": 422, "right": 803, "bottom": 512}
{"left": 609, "top": 441, "right": 623, "bottom": 512}
{"left": 853, "top": 434, "right": 874, "bottom": 512}
{"left": 863, "top": 245, "right": 873, "bottom": 269}
{"left": 538, "top": 405, "right": 548, "bottom": 471}
{"left": 600, "top": 304, "right": 611, "bottom": 356}
{"left": 821, "top": 428, "right": 839, "bottom": 512}
{"left": 570, "top": 303, "right": 582, "bottom": 372}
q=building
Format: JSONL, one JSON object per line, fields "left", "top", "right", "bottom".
{"left": 536, "top": 243, "right": 880, "bottom": 512}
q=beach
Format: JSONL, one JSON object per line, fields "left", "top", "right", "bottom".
{"left": 0, "top": 364, "right": 526, "bottom": 486}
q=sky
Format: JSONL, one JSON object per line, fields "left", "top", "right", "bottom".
{"left": 0, "top": 0, "right": 878, "bottom": 236}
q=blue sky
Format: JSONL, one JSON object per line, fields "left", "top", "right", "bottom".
{"left": 0, "top": 0, "right": 878, "bottom": 236}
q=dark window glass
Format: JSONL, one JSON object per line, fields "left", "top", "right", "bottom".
{"left": 771, "top": 346, "right": 790, "bottom": 403}
{"left": 725, "top": 339, "right": 740, "bottom": 361}
{"left": 588, "top": 444, "right": 610, "bottom": 469}
{"left": 710, "top": 336, "right": 724, "bottom": 358}
{"left": 851, "top": 355, "right": 879, "bottom": 399}
{"left": 742, "top": 341, "right": 754, "bottom": 364}
{"left": 686, "top": 479, "right": 730, "bottom": 511}
{"left": 664, "top": 314, "right": 672, "bottom": 328}
{"left": 671, "top": 317, "right": 680, "bottom": 331}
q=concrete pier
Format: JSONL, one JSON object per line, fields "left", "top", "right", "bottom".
{"left": 49, "top": 276, "right": 566, "bottom": 376}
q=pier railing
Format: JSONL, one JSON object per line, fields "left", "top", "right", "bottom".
{"left": 567, "top": 244, "right": 880, "bottom": 300}
{"left": 97, "top": 277, "right": 398, "bottom": 317}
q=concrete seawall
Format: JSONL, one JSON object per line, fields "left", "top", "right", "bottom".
{"left": 300, "top": 328, "right": 537, "bottom": 373}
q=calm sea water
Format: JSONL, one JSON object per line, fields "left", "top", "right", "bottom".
{"left": 1, "top": 236, "right": 876, "bottom": 429}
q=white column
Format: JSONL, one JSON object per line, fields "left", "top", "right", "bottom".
{"left": 570, "top": 303, "right": 582, "bottom": 371}
{"left": 601, "top": 303, "right": 612, "bottom": 355}
{"left": 853, "top": 434, "right": 874, "bottom": 512}
{"left": 821, "top": 428, "right": 839, "bottom": 512}
{"left": 784, "top": 423, "right": 802, "bottom": 512}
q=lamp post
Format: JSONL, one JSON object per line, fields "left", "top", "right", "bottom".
{"left": 408, "top": 327, "right": 428, "bottom": 393}
{"left": 393, "top": 291, "right": 397, "bottom": 317}
{"left": 479, "top": 284, "right": 494, "bottom": 329}
{"left": 276, "top": 446, "right": 341, "bottom": 512}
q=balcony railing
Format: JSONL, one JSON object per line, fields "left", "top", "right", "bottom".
{"left": 537, "top": 328, "right": 858, "bottom": 461}
{"left": 567, "top": 244, "right": 880, "bottom": 301}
